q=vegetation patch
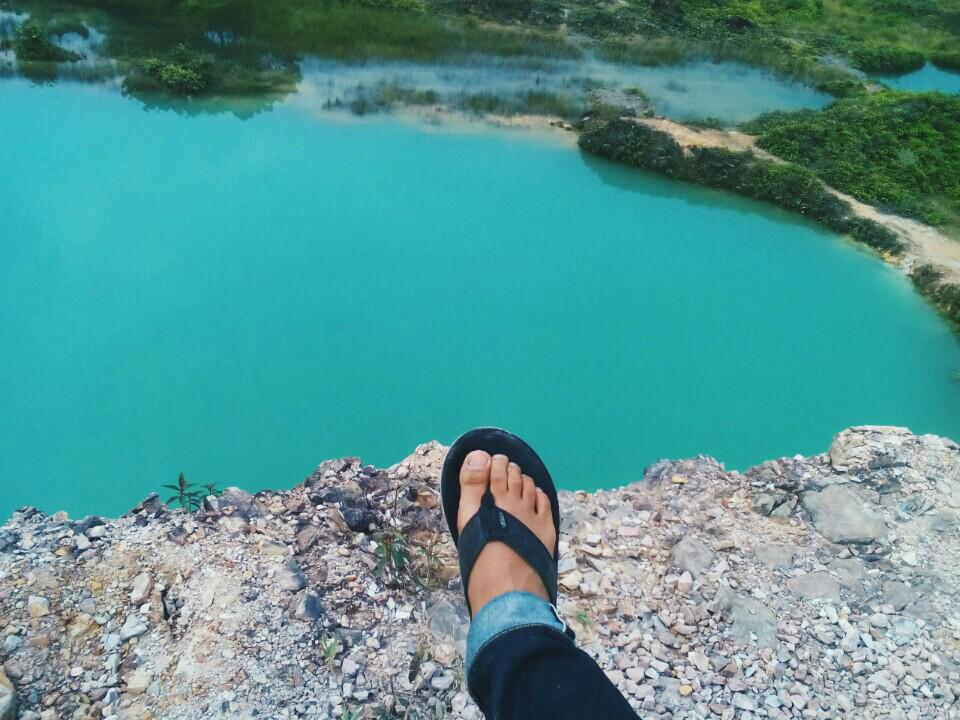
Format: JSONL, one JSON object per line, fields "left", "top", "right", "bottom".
{"left": 578, "top": 118, "right": 905, "bottom": 256}
{"left": 458, "top": 89, "right": 584, "bottom": 119}
{"left": 910, "top": 264, "right": 960, "bottom": 331}
{"left": 932, "top": 51, "right": 960, "bottom": 71}
{"left": 684, "top": 116, "right": 726, "bottom": 130}
{"left": 848, "top": 42, "right": 925, "bottom": 74}
{"left": 743, "top": 92, "right": 960, "bottom": 226}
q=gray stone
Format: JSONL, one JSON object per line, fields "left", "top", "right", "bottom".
{"left": 840, "top": 629, "right": 860, "bottom": 653}
{"left": 883, "top": 581, "right": 917, "bottom": 611}
{"left": 218, "top": 487, "right": 262, "bottom": 518}
{"left": 295, "top": 591, "right": 323, "bottom": 621}
{"left": 754, "top": 493, "right": 779, "bottom": 515}
{"left": 717, "top": 590, "right": 778, "bottom": 649}
{"left": 431, "top": 674, "right": 455, "bottom": 691}
{"left": 828, "top": 558, "right": 865, "bottom": 588}
{"left": 671, "top": 537, "right": 715, "bottom": 577}
{"left": 770, "top": 495, "right": 798, "bottom": 518}
{"left": 428, "top": 599, "right": 470, "bottom": 656}
{"left": 787, "top": 572, "right": 841, "bottom": 602}
{"left": 119, "top": 614, "right": 148, "bottom": 641}
{"left": 754, "top": 543, "right": 795, "bottom": 570}
{"left": 278, "top": 560, "right": 307, "bottom": 592}
{"left": 801, "top": 485, "right": 888, "bottom": 544}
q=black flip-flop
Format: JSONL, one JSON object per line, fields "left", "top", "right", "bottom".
{"left": 441, "top": 427, "right": 561, "bottom": 616}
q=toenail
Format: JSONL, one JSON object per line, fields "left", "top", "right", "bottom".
{"left": 466, "top": 451, "right": 490, "bottom": 470}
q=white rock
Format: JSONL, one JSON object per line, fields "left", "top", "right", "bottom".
{"left": 125, "top": 669, "right": 151, "bottom": 695}
{"left": 129, "top": 573, "right": 154, "bottom": 605}
{"left": 870, "top": 613, "right": 890, "bottom": 628}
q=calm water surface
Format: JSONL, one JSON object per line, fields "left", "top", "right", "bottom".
{"left": 874, "top": 64, "right": 960, "bottom": 94}
{"left": 295, "top": 58, "right": 831, "bottom": 124}
{"left": 2, "top": 79, "right": 960, "bottom": 519}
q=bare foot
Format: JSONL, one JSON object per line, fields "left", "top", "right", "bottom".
{"left": 457, "top": 450, "right": 557, "bottom": 617}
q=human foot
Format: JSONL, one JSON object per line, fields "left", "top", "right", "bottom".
{"left": 457, "top": 450, "right": 557, "bottom": 617}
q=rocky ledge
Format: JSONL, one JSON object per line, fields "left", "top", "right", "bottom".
{"left": 1, "top": 426, "right": 959, "bottom": 720}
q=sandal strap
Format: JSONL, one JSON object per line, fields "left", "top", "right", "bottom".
{"left": 457, "top": 492, "right": 558, "bottom": 616}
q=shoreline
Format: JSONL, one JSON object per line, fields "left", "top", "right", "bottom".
{"left": 633, "top": 116, "right": 960, "bottom": 287}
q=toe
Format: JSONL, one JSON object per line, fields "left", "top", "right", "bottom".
{"left": 460, "top": 450, "right": 491, "bottom": 491}
{"left": 457, "top": 450, "right": 490, "bottom": 533}
{"left": 490, "top": 454, "right": 509, "bottom": 497}
{"left": 535, "top": 487, "right": 551, "bottom": 516}
{"left": 521, "top": 475, "right": 536, "bottom": 509}
{"left": 507, "top": 462, "right": 521, "bottom": 494}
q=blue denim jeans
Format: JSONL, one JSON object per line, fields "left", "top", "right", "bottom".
{"left": 465, "top": 592, "right": 639, "bottom": 719}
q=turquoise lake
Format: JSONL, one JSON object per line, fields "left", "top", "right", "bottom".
{"left": 2, "top": 78, "right": 960, "bottom": 520}
{"left": 874, "top": 63, "right": 960, "bottom": 94}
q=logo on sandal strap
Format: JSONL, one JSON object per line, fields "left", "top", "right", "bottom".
{"left": 498, "top": 511, "right": 507, "bottom": 529}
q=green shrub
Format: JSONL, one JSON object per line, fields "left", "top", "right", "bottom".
{"left": 579, "top": 119, "right": 685, "bottom": 176}
{"left": 685, "top": 116, "right": 726, "bottom": 130}
{"left": 931, "top": 51, "right": 960, "bottom": 71}
{"left": 910, "top": 265, "right": 960, "bottom": 330}
{"left": 849, "top": 43, "right": 924, "bottom": 74}
{"left": 744, "top": 92, "right": 960, "bottom": 225}
{"left": 842, "top": 217, "right": 905, "bottom": 254}
{"left": 578, "top": 119, "right": 905, "bottom": 256}
{"left": 623, "top": 86, "right": 649, "bottom": 101}
{"left": 813, "top": 78, "right": 867, "bottom": 98}
{"left": 457, "top": 90, "right": 583, "bottom": 119}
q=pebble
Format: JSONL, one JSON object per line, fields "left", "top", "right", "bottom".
{"left": 26, "top": 596, "right": 50, "bottom": 618}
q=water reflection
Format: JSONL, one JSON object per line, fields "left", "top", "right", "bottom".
{"left": 2, "top": 4, "right": 830, "bottom": 124}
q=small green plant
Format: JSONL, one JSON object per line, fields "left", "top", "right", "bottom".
{"left": 407, "top": 637, "right": 431, "bottom": 682}
{"left": 374, "top": 528, "right": 410, "bottom": 576}
{"left": 202, "top": 482, "right": 221, "bottom": 497}
{"left": 343, "top": 708, "right": 364, "bottom": 720}
{"left": 409, "top": 532, "right": 446, "bottom": 589}
{"left": 574, "top": 609, "right": 594, "bottom": 626}
{"left": 319, "top": 631, "right": 341, "bottom": 671}
{"left": 163, "top": 472, "right": 203, "bottom": 511}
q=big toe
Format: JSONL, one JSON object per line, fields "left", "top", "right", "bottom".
{"left": 458, "top": 450, "right": 491, "bottom": 533}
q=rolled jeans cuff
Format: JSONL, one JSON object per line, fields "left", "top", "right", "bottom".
{"left": 465, "top": 591, "right": 567, "bottom": 673}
